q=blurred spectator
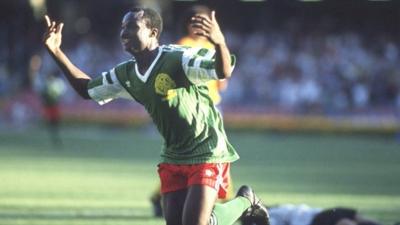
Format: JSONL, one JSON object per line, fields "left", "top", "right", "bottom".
{"left": 2, "top": 2, "right": 400, "bottom": 120}
{"left": 32, "top": 71, "right": 66, "bottom": 147}
{"left": 18, "top": 24, "right": 400, "bottom": 115}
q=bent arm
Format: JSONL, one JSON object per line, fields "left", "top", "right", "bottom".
{"left": 43, "top": 15, "right": 91, "bottom": 99}
{"left": 190, "top": 11, "right": 233, "bottom": 79}
{"left": 214, "top": 42, "right": 233, "bottom": 79}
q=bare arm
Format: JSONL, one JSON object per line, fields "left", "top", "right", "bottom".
{"left": 43, "top": 15, "right": 91, "bottom": 99}
{"left": 191, "top": 11, "right": 233, "bottom": 79}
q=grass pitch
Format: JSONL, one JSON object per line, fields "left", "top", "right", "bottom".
{"left": 0, "top": 124, "right": 399, "bottom": 225}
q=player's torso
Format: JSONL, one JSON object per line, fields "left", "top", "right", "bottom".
{"left": 118, "top": 47, "right": 191, "bottom": 107}
{"left": 114, "top": 45, "right": 238, "bottom": 164}
{"left": 116, "top": 46, "right": 211, "bottom": 144}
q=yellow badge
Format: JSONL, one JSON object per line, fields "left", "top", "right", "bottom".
{"left": 154, "top": 73, "right": 177, "bottom": 100}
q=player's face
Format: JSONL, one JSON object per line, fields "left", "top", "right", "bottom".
{"left": 120, "top": 12, "right": 152, "bottom": 53}
{"left": 187, "top": 12, "right": 209, "bottom": 37}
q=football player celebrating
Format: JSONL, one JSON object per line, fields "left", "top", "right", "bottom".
{"left": 43, "top": 7, "right": 269, "bottom": 225}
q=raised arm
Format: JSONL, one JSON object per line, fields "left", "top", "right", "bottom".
{"left": 43, "top": 15, "right": 91, "bottom": 99}
{"left": 190, "top": 11, "right": 233, "bottom": 79}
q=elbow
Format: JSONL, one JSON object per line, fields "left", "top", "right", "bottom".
{"left": 76, "top": 88, "right": 91, "bottom": 100}
{"left": 217, "top": 68, "right": 233, "bottom": 79}
{"left": 81, "top": 91, "right": 91, "bottom": 100}
{"left": 76, "top": 79, "right": 91, "bottom": 99}
{"left": 82, "top": 94, "right": 91, "bottom": 100}
{"left": 224, "top": 69, "right": 233, "bottom": 79}
{"left": 221, "top": 72, "right": 232, "bottom": 79}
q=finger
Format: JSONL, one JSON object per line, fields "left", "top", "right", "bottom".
{"left": 43, "top": 33, "right": 52, "bottom": 42}
{"left": 191, "top": 17, "right": 212, "bottom": 29}
{"left": 45, "top": 15, "right": 51, "bottom": 27}
{"left": 193, "top": 31, "right": 209, "bottom": 38}
{"left": 56, "top": 23, "right": 64, "bottom": 33}
{"left": 192, "top": 15, "right": 211, "bottom": 23}
{"left": 191, "top": 23, "right": 211, "bottom": 33}
{"left": 49, "top": 21, "right": 56, "bottom": 31}
{"left": 211, "top": 11, "right": 216, "bottom": 21}
{"left": 192, "top": 24, "right": 210, "bottom": 34}
{"left": 190, "top": 20, "right": 211, "bottom": 29}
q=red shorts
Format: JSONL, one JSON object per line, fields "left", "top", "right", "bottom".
{"left": 158, "top": 163, "right": 230, "bottom": 199}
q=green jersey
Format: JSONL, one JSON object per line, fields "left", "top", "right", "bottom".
{"left": 87, "top": 45, "right": 239, "bottom": 164}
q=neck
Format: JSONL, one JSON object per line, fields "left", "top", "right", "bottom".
{"left": 189, "top": 34, "right": 207, "bottom": 42}
{"left": 131, "top": 43, "right": 159, "bottom": 74}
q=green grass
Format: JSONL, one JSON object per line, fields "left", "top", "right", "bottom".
{"left": 0, "top": 125, "right": 399, "bottom": 225}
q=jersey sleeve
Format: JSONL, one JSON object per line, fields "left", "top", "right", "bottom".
{"left": 87, "top": 68, "right": 132, "bottom": 105}
{"left": 181, "top": 47, "right": 236, "bottom": 85}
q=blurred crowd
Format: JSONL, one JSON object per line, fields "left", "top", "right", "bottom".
{"left": 1, "top": 2, "right": 400, "bottom": 127}
{"left": 21, "top": 26, "right": 400, "bottom": 116}
{"left": 226, "top": 29, "right": 400, "bottom": 114}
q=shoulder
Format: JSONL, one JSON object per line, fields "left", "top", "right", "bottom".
{"left": 159, "top": 45, "right": 191, "bottom": 64}
{"left": 160, "top": 44, "right": 189, "bottom": 53}
{"left": 115, "top": 59, "right": 135, "bottom": 70}
{"left": 160, "top": 44, "right": 212, "bottom": 56}
{"left": 113, "top": 59, "right": 135, "bottom": 75}
{"left": 176, "top": 37, "right": 194, "bottom": 46}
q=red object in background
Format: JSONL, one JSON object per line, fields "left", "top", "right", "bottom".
{"left": 43, "top": 105, "right": 60, "bottom": 122}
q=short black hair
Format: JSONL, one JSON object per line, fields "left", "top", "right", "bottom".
{"left": 182, "top": 5, "right": 211, "bottom": 33}
{"left": 183, "top": 5, "right": 211, "bottom": 24}
{"left": 130, "top": 7, "right": 163, "bottom": 39}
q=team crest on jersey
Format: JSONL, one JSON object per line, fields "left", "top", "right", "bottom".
{"left": 155, "top": 73, "right": 177, "bottom": 100}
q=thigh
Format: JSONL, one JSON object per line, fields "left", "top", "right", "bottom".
{"left": 182, "top": 184, "right": 218, "bottom": 225}
{"left": 187, "top": 163, "right": 231, "bottom": 200}
{"left": 163, "top": 188, "right": 188, "bottom": 225}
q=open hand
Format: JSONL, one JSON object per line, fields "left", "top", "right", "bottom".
{"left": 190, "top": 11, "right": 226, "bottom": 45}
{"left": 43, "top": 15, "right": 64, "bottom": 53}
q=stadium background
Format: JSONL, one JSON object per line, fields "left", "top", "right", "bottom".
{"left": 0, "top": 0, "right": 399, "bottom": 225}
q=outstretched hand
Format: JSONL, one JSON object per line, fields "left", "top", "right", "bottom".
{"left": 43, "top": 15, "right": 64, "bottom": 53}
{"left": 190, "top": 11, "right": 226, "bottom": 45}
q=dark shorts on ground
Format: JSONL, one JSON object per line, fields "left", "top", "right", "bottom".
{"left": 310, "top": 207, "right": 357, "bottom": 225}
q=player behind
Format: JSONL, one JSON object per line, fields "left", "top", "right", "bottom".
{"left": 43, "top": 6, "right": 269, "bottom": 225}
{"left": 31, "top": 70, "right": 66, "bottom": 147}
{"left": 149, "top": 5, "right": 232, "bottom": 217}
{"left": 177, "top": 5, "right": 228, "bottom": 108}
